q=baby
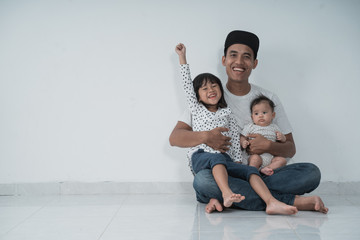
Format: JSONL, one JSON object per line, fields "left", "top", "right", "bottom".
{"left": 240, "top": 95, "right": 287, "bottom": 176}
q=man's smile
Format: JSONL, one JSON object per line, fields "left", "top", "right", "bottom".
{"left": 233, "top": 67, "right": 245, "bottom": 72}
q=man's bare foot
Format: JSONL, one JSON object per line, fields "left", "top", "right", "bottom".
{"left": 265, "top": 198, "right": 298, "bottom": 215}
{"left": 293, "top": 195, "right": 329, "bottom": 214}
{"left": 223, "top": 193, "right": 245, "bottom": 208}
{"left": 205, "top": 198, "right": 224, "bottom": 213}
{"left": 260, "top": 167, "right": 274, "bottom": 176}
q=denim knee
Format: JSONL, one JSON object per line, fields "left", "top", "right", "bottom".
{"left": 246, "top": 165, "right": 261, "bottom": 181}
{"left": 193, "top": 169, "right": 215, "bottom": 191}
{"left": 265, "top": 162, "right": 322, "bottom": 195}
{"left": 302, "top": 163, "right": 321, "bottom": 192}
{"left": 193, "top": 169, "right": 222, "bottom": 203}
{"left": 191, "top": 150, "right": 229, "bottom": 174}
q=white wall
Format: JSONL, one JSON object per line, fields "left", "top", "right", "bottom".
{"left": 0, "top": 0, "right": 359, "bottom": 183}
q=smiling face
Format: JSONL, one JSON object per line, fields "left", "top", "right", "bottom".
{"left": 198, "top": 80, "right": 222, "bottom": 112}
{"left": 251, "top": 101, "right": 275, "bottom": 127}
{"left": 222, "top": 44, "right": 258, "bottom": 84}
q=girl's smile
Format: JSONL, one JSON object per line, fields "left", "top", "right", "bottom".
{"left": 198, "top": 81, "right": 222, "bottom": 111}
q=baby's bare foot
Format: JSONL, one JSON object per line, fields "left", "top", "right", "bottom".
{"left": 260, "top": 167, "right": 274, "bottom": 176}
{"left": 223, "top": 193, "right": 245, "bottom": 208}
{"left": 205, "top": 198, "right": 223, "bottom": 213}
{"left": 266, "top": 198, "right": 298, "bottom": 215}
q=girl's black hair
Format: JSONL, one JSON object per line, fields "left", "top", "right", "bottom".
{"left": 193, "top": 73, "right": 227, "bottom": 109}
{"left": 250, "top": 95, "right": 275, "bottom": 113}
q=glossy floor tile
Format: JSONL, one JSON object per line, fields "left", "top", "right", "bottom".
{"left": 0, "top": 194, "right": 359, "bottom": 240}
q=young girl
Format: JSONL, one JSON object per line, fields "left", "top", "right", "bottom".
{"left": 175, "top": 43, "right": 298, "bottom": 215}
{"left": 241, "top": 95, "right": 287, "bottom": 176}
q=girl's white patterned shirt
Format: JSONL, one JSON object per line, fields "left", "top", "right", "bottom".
{"left": 180, "top": 64, "right": 243, "bottom": 165}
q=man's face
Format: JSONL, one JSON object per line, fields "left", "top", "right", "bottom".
{"left": 222, "top": 44, "right": 258, "bottom": 83}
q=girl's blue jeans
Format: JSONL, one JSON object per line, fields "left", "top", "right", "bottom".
{"left": 191, "top": 149, "right": 260, "bottom": 181}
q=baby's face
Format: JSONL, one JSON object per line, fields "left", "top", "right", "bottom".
{"left": 251, "top": 101, "right": 275, "bottom": 127}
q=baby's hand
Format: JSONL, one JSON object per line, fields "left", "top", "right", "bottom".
{"left": 276, "top": 131, "right": 286, "bottom": 143}
{"left": 241, "top": 140, "right": 249, "bottom": 149}
{"left": 175, "top": 43, "right": 186, "bottom": 56}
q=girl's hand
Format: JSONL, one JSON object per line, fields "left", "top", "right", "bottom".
{"left": 175, "top": 43, "right": 186, "bottom": 56}
{"left": 175, "top": 43, "right": 187, "bottom": 64}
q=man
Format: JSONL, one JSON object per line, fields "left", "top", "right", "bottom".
{"left": 169, "top": 30, "right": 328, "bottom": 213}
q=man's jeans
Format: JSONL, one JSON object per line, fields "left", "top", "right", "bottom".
{"left": 193, "top": 162, "right": 321, "bottom": 210}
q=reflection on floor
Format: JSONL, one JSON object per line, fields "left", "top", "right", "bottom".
{"left": 0, "top": 194, "right": 359, "bottom": 240}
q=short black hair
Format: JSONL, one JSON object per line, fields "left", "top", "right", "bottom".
{"left": 250, "top": 95, "right": 275, "bottom": 113}
{"left": 193, "top": 73, "right": 227, "bottom": 109}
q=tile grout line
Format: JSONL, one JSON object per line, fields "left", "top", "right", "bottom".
{"left": 97, "top": 194, "right": 129, "bottom": 240}
{"left": 286, "top": 216, "right": 302, "bottom": 240}
{"left": 1, "top": 196, "right": 58, "bottom": 237}
{"left": 197, "top": 203, "right": 201, "bottom": 240}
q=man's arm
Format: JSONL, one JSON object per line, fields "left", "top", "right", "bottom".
{"left": 169, "top": 121, "right": 231, "bottom": 152}
{"left": 247, "top": 133, "right": 296, "bottom": 158}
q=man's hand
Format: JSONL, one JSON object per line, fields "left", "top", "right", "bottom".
{"left": 169, "top": 122, "right": 232, "bottom": 152}
{"left": 247, "top": 134, "right": 271, "bottom": 155}
{"left": 205, "top": 127, "right": 231, "bottom": 153}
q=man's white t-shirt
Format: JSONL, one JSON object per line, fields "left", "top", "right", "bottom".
{"left": 179, "top": 83, "right": 293, "bottom": 134}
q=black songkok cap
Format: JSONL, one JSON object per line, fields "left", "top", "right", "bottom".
{"left": 224, "top": 30, "right": 260, "bottom": 59}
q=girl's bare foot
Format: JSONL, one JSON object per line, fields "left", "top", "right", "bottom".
{"left": 223, "top": 193, "right": 245, "bottom": 208}
{"left": 205, "top": 198, "right": 224, "bottom": 213}
{"left": 265, "top": 198, "right": 298, "bottom": 215}
{"left": 293, "top": 195, "right": 329, "bottom": 214}
{"left": 260, "top": 167, "right": 274, "bottom": 176}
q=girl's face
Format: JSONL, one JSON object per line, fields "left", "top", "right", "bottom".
{"left": 251, "top": 101, "right": 275, "bottom": 127}
{"left": 198, "top": 81, "right": 222, "bottom": 112}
